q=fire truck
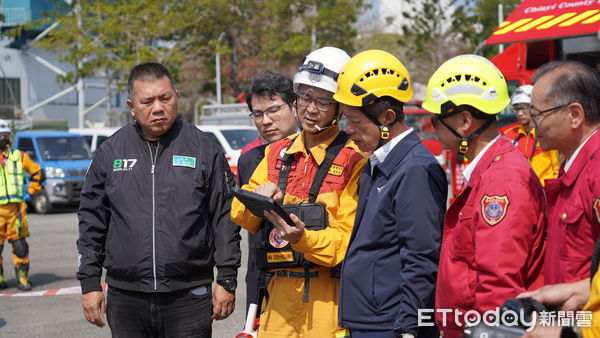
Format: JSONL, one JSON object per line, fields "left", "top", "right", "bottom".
{"left": 447, "top": 0, "right": 600, "bottom": 197}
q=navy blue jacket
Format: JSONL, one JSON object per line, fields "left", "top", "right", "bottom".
{"left": 339, "top": 131, "right": 447, "bottom": 336}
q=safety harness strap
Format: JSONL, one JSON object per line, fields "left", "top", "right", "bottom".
{"left": 265, "top": 131, "right": 349, "bottom": 305}
{"left": 307, "top": 132, "right": 349, "bottom": 203}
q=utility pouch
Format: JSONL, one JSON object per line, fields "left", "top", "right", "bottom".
{"left": 255, "top": 132, "right": 347, "bottom": 271}
{"left": 255, "top": 203, "right": 328, "bottom": 270}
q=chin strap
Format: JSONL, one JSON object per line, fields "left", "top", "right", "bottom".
{"left": 359, "top": 107, "right": 395, "bottom": 150}
{"left": 438, "top": 118, "right": 494, "bottom": 162}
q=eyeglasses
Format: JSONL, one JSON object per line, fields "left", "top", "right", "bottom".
{"left": 249, "top": 103, "right": 287, "bottom": 122}
{"left": 296, "top": 95, "right": 335, "bottom": 112}
{"left": 512, "top": 104, "right": 529, "bottom": 113}
{"left": 430, "top": 110, "right": 462, "bottom": 129}
{"left": 528, "top": 102, "right": 570, "bottom": 124}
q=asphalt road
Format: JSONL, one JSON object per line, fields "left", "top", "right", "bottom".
{"left": 0, "top": 208, "right": 248, "bottom": 338}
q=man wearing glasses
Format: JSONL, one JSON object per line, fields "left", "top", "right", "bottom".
{"left": 238, "top": 71, "right": 298, "bottom": 315}
{"left": 529, "top": 60, "right": 600, "bottom": 286}
{"left": 231, "top": 47, "right": 367, "bottom": 337}
{"left": 501, "top": 85, "right": 560, "bottom": 186}
{"left": 241, "top": 71, "right": 298, "bottom": 155}
{"left": 423, "top": 55, "right": 546, "bottom": 337}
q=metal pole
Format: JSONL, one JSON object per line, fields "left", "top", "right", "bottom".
{"left": 193, "top": 96, "right": 203, "bottom": 125}
{"left": 78, "top": 78, "right": 85, "bottom": 128}
{"left": 215, "top": 32, "right": 226, "bottom": 105}
{"left": 76, "top": 2, "right": 85, "bottom": 128}
{"left": 216, "top": 52, "right": 222, "bottom": 105}
{"left": 24, "top": 85, "right": 77, "bottom": 115}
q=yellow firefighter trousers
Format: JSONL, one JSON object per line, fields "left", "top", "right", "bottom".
{"left": 258, "top": 270, "right": 344, "bottom": 338}
{"left": 0, "top": 203, "right": 29, "bottom": 267}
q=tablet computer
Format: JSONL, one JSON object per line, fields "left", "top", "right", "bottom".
{"left": 232, "top": 187, "right": 295, "bottom": 227}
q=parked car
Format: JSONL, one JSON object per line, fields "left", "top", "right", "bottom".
{"left": 69, "top": 127, "right": 119, "bottom": 153}
{"left": 196, "top": 125, "right": 258, "bottom": 176}
{"left": 14, "top": 130, "right": 92, "bottom": 214}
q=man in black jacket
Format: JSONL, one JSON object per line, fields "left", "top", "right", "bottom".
{"left": 77, "top": 62, "right": 241, "bottom": 337}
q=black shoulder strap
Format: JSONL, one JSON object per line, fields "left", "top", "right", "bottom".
{"left": 278, "top": 132, "right": 349, "bottom": 203}
{"left": 277, "top": 137, "right": 298, "bottom": 197}
{"left": 308, "top": 131, "right": 349, "bottom": 203}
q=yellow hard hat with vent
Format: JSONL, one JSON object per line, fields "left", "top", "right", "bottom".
{"left": 422, "top": 54, "right": 510, "bottom": 115}
{"left": 334, "top": 49, "right": 413, "bottom": 107}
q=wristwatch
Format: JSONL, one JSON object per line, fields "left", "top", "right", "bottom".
{"left": 216, "top": 278, "right": 237, "bottom": 293}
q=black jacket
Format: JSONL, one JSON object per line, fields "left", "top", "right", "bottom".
{"left": 236, "top": 143, "right": 267, "bottom": 311}
{"left": 77, "top": 119, "right": 241, "bottom": 293}
{"left": 237, "top": 144, "right": 267, "bottom": 186}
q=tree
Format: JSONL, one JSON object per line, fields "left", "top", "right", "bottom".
{"left": 400, "top": 0, "right": 470, "bottom": 84}
{"left": 177, "top": 0, "right": 364, "bottom": 102}
{"left": 452, "top": 0, "right": 521, "bottom": 58}
{"left": 398, "top": 0, "right": 521, "bottom": 85}
{"left": 9, "top": 0, "right": 365, "bottom": 121}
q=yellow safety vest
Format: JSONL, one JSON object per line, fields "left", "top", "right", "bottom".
{"left": 0, "top": 150, "right": 24, "bottom": 205}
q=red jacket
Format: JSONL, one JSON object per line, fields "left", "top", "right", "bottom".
{"left": 241, "top": 137, "right": 263, "bottom": 155}
{"left": 436, "top": 135, "right": 546, "bottom": 337}
{"left": 544, "top": 130, "right": 600, "bottom": 285}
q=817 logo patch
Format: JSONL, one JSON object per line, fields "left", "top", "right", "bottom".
{"left": 113, "top": 159, "right": 137, "bottom": 172}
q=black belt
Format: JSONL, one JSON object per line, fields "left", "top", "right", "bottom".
{"left": 277, "top": 269, "right": 319, "bottom": 302}
{"left": 276, "top": 270, "right": 319, "bottom": 278}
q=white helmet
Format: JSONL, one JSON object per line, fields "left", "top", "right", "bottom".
{"left": 293, "top": 46, "right": 350, "bottom": 94}
{"left": 511, "top": 84, "right": 533, "bottom": 106}
{"left": 0, "top": 119, "right": 11, "bottom": 134}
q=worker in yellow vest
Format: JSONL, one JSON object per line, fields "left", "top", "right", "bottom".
{"left": 0, "top": 119, "right": 44, "bottom": 290}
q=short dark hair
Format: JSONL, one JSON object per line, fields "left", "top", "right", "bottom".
{"left": 533, "top": 60, "right": 600, "bottom": 124}
{"left": 361, "top": 96, "right": 405, "bottom": 123}
{"left": 244, "top": 71, "right": 296, "bottom": 112}
{"left": 127, "top": 62, "right": 176, "bottom": 99}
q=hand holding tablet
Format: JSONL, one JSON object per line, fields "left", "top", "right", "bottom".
{"left": 232, "top": 187, "right": 296, "bottom": 227}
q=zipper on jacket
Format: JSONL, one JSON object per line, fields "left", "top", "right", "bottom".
{"left": 147, "top": 141, "right": 159, "bottom": 290}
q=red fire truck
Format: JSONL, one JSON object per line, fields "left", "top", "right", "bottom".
{"left": 447, "top": 0, "right": 600, "bottom": 197}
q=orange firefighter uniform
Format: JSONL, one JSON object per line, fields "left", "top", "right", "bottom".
{"left": 0, "top": 148, "right": 43, "bottom": 290}
{"left": 231, "top": 130, "right": 367, "bottom": 338}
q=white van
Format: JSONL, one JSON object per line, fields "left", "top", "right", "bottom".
{"left": 196, "top": 125, "right": 258, "bottom": 175}
{"left": 69, "top": 127, "right": 119, "bottom": 153}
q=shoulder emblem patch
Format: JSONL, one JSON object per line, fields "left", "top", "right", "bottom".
{"left": 269, "top": 229, "right": 289, "bottom": 249}
{"left": 480, "top": 195, "right": 510, "bottom": 226}
{"left": 594, "top": 198, "right": 600, "bottom": 225}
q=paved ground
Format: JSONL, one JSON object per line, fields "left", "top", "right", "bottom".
{"left": 0, "top": 208, "right": 248, "bottom": 337}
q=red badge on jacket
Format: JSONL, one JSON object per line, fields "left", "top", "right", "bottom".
{"left": 480, "top": 195, "right": 510, "bottom": 226}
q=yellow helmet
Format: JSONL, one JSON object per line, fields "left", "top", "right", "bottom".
{"left": 334, "top": 49, "right": 413, "bottom": 107}
{"left": 422, "top": 54, "right": 510, "bottom": 115}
